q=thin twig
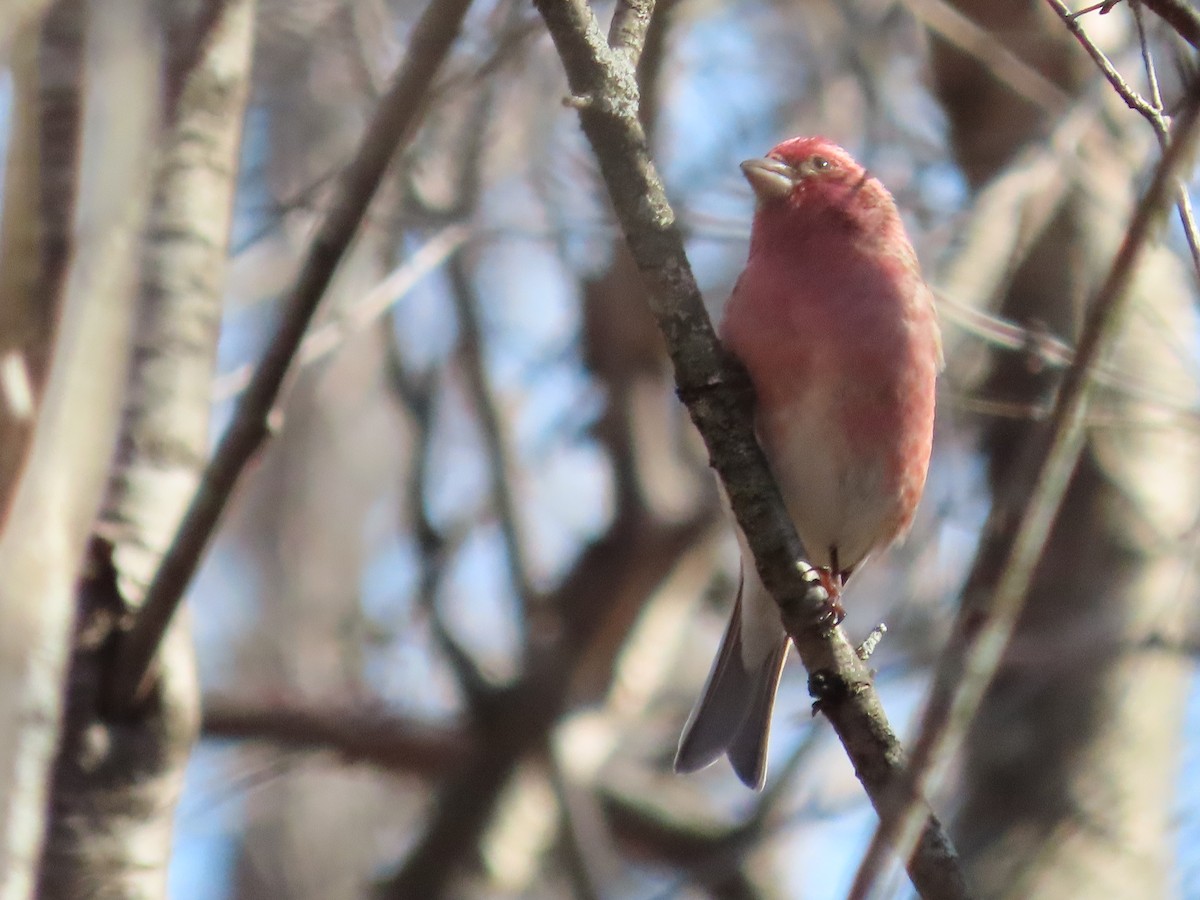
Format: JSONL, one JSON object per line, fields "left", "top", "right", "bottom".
{"left": 1069, "top": 0, "right": 1124, "bottom": 16}
{"left": 1045, "top": 0, "right": 1167, "bottom": 124}
{"left": 1135, "top": 0, "right": 1166, "bottom": 109}
{"left": 1045, "top": 0, "right": 1200, "bottom": 294}
{"left": 211, "top": 225, "right": 468, "bottom": 403}
{"left": 938, "top": 290, "right": 1200, "bottom": 420}
{"left": 847, "top": 79, "right": 1200, "bottom": 900}
{"left": 535, "top": 1, "right": 969, "bottom": 897}
{"left": 1133, "top": 0, "right": 1200, "bottom": 275}
{"left": 106, "top": 0, "right": 476, "bottom": 712}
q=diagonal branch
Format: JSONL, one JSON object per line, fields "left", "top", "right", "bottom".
{"left": 105, "top": 0, "right": 476, "bottom": 712}
{"left": 1045, "top": 0, "right": 1165, "bottom": 123}
{"left": 534, "top": 1, "right": 969, "bottom": 898}
{"left": 211, "top": 225, "right": 468, "bottom": 403}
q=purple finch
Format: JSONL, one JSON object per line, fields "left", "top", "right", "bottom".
{"left": 674, "top": 137, "right": 941, "bottom": 789}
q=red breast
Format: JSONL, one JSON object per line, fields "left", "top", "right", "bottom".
{"left": 721, "top": 137, "right": 939, "bottom": 567}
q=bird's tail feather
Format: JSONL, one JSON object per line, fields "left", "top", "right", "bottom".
{"left": 674, "top": 583, "right": 788, "bottom": 790}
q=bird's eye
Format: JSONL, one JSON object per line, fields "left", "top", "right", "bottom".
{"left": 810, "top": 155, "right": 831, "bottom": 171}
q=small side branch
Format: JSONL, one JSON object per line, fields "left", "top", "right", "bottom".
{"left": 608, "top": 0, "right": 655, "bottom": 68}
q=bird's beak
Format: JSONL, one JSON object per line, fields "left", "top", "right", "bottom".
{"left": 740, "top": 157, "right": 796, "bottom": 202}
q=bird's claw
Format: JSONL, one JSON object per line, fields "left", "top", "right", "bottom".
{"left": 815, "top": 568, "right": 845, "bottom": 628}
{"left": 816, "top": 600, "right": 845, "bottom": 630}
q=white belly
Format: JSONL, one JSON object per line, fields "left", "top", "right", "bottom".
{"left": 759, "top": 398, "right": 891, "bottom": 573}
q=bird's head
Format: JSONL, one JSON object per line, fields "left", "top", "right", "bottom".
{"left": 740, "top": 137, "right": 901, "bottom": 247}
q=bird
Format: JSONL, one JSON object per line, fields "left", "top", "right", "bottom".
{"left": 673, "top": 137, "right": 941, "bottom": 790}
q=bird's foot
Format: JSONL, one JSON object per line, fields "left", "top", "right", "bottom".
{"left": 816, "top": 568, "right": 846, "bottom": 627}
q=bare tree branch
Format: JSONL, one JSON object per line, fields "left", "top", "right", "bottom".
{"left": 383, "top": 335, "right": 494, "bottom": 705}
{"left": 202, "top": 695, "right": 469, "bottom": 777}
{"left": 438, "top": 81, "right": 536, "bottom": 607}
{"left": 106, "top": 0, "right": 476, "bottom": 712}
{"left": 939, "top": 288, "right": 1200, "bottom": 422}
{"left": 379, "top": 142, "right": 718, "bottom": 896}
{"left": 534, "top": 1, "right": 969, "bottom": 897}
{"left": 211, "top": 225, "right": 468, "bottom": 403}
{"left": 1134, "top": 0, "right": 1167, "bottom": 111}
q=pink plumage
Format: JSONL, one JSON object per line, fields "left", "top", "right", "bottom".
{"left": 675, "top": 137, "right": 940, "bottom": 789}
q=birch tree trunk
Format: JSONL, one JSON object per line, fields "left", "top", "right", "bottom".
{"left": 0, "top": 1, "right": 161, "bottom": 894}
{"left": 37, "top": 3, "right": 255, "bottom": 897}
